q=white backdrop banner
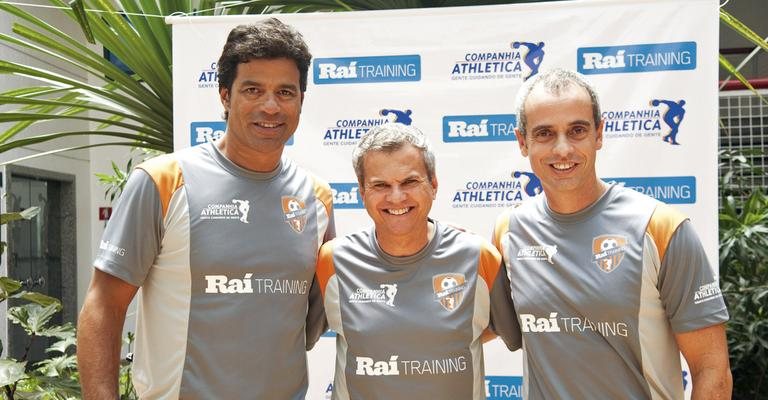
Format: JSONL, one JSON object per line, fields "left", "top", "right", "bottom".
{"left": 168, "top": 0, "right": 717, "bottom": 398}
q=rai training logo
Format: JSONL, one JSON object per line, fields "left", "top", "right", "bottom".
{"left": 432, "top": 273, "right": 467, "bottom": 311}
{"left": 651, "top": 99, "right": 686, "bottom": 145}
{"left": 592, "top": 235, "right": 628, "bottom": 273}
{"left": 281, "top": 196, "right": 307, "bottom": 233}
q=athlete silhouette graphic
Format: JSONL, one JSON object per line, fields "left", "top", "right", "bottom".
{"left": 651, "top": 99, "right": 686, "bottom": 145}
{"left": 512, "top": 41, "right": 545, "bottom": 80}
{"left": 380, "top": 109, "right": 413, "bottom": 125}
{"left": 232, "top": 199, "right": 250, "bottom": 223}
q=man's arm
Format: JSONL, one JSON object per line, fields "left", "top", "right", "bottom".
{"left": 675, "top": 323, "right": 732, "bottom": 400}
{"left": 77, "top": 269, "right": 139, "bottom": 400}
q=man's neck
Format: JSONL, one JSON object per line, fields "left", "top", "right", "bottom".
{"left": 216, "top": 138, "right": 282, "bottom": 173}
{"left": 546, "top": 180, "right": 607, "bottom": 215}
{"left": 377, "top": 220, "right": 436, "bottom": 257}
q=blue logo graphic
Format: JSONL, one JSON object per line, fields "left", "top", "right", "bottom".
{"left": 381, "top": 109, "right": 412, "bottom": 125}
{"left": 190, "top": 121, "right": 225, "bottom": 146}
{"left": 607, "top": 176, "right": 696, "bottom": 204}
{"left": 330, "top": 183, "right": 363, "bottom": 209}
{"left": 578, "top": 42, "right": 696, "bottom": 74}
{"left": 512, "top": 41, "right": 545, "bottom": 80}
{"left": 513, "top": 171, "right": 542, "bottom": 197}
{"left": 190, "top": 121, "right": 294, "bottom": 147}
{"left": 321, "top": 330, "right": 337, "bottom": 337}
{"left": 196, "top": 62, "right": 218, "bottom": 88}
{"left": 651, "top": 99, "right": 686, "bottom": 145}
{"left": 323, "top": 109, "right": 413, "bottom": 146}
{"left": 682, "top": 370, "right": 689, "bottom": 391}
{"left": 313, "top": 55, "right": 421, "bottom": 84}
{"left": 485, "top": 376, "right": 523, "bottom": 400}
{"left": 443, "top": 114, "right": 517, "bottom": 143}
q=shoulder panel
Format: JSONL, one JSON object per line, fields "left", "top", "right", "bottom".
{"left": 311, "top": 174, "right": 334, "bottom": 221}
{"left": 478, "top": 239, "right": 503, "bottom": 290}
{"left": 316, "top": 240, "right": 337, "bottom": 298}
{"left": 646, "top": 203, "right": 688, "bottom": 264}
{"left": 492, "top": 208, "right": 514, "bottom": 249}
{"left": 136, "top": 154, "right": 185, "bottom": 219}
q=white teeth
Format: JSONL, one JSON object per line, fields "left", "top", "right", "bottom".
{"left": 552, "top": 162, "right": 575, "bottom": 170}
{"left": 257, "top": 122, "right": 280, "bottom": 128}
{"left": 387, "top": 208, "right": 409, "bottom": 215}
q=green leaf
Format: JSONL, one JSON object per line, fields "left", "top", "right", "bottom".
{"left": 0, "top": 359, "right": 28, "bottom": 387}
{"left": 0, "top": 206, "right": 40, "bottom": 225}
{"left": 0, "top": 277, "right": 23, "bottom": 300}
{"left": 11, "top": 291, "right": 62, "bottom": 308}
{"left": 35, "top": 354, "right": 77, "bottom": 377}
{"left": 8, "top": 303, "right": 61, "bottom": 336}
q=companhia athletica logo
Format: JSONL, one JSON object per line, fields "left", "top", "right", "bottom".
{"left": 348, "top": 284, "right": 398, "bottom": 306}
{"left": 693, "top": 280, "right": 723, "bottom": 304}
{"left": 601, "top": 98, "right": 687, "bottom": 146}
{"left": 607, "top": 176, "right": 696, "bottom": 204}
{"left": 330, "top": 183, "right": 363, "bottom": 209}
{"left": 578, "top": 41, "right": 696, "bottom": 75}
{"left": 195, "top": 61, "right": 218, "bottom": 88}
{"left": 281, "top": 196, "right": 307, "bottom": 233}
{"left": 432, "top": 273, "right": 467, "bottom": 311}
{"left": 355, "top": 355, "right": 467, "bottom": 376}
{"left": 516, "top": 244, "right": 557, "bottom": 265}
{"left": 450, "top": 41, "right": 544, "bottom": 82}
{"left": 322, "top": 108, "right": 413, "bottom": 146}
{"left": 485, "top": 376, "right": 523, "bottom": 400}
{"left": 592, "top": 235, "right": 628, "bottom": 273}
{"left": 200, "top": 199, "right": 250, "bottom": 223}
{"left": 452, "top": 171, "right": 541, "bottom": 209}
{"left": 442, "top": 114, "right": 517, "bottom": 143}
{"left": 313, "top": 55, "right": 420, "bottom": 84}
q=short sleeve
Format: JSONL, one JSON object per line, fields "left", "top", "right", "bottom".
{"left": 658, "top": 220, "right": 729, "bottom": 333}
{"left": 93, "top": 169, "right": 163, "bottom": 287}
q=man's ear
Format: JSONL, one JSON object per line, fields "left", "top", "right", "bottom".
{"left": 515, "top": 128, "right": 529, "bottom": 157}
{"left": 220, "top": 87, "right": 230, "bottom": 109}
{"left": 595, "top": 118, "right": 604, "bottom": 150}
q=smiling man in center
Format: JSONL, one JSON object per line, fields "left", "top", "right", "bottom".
{"left": 316, "top": 123, "right": 521, "bottom": 399}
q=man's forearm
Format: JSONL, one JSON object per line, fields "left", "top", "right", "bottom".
{"left": 691, "top": 366, "right": 733, "bottom": 400}
{"left": 77, "top": 300, "right": 127, "bottom": 399}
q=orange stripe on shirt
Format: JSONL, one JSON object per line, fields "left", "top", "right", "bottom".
{"left": 316, "top": 240, "right": 337, "bottom": 298}
{"left": 136, "top": 154, "right": 184, "bottom": 219}
{"left": 478, "top": 239, "right": 503, "bottom": 290}
{"left": 646, "top": 203, "right": 687, "bottom": 264}
{"left": 492, "top": 208, "right": 513, "bottom": 250}
{"left": 312, "top": 176, "right": 334, "bottom": 222}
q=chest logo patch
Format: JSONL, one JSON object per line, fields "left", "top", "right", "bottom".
{"left": 592, "top": 235, "right": 628, "bottom": 273}
{"left": 433, "top": 273, "right": 467, "bottom": 311}
{"left": 281, "top": 196, "right": 308, "bottom": 233}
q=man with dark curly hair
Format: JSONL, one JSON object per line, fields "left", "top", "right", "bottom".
{"left": 78, "top": 18, "right": 335, "bottom": 399}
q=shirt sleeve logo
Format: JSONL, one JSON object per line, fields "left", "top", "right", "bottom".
{"left": 592, "top": 235, "right": 628, "bottom": 273}
{"left": 281, "top": 196, "right": 308, "bottom": 233}
{"left": 432, "top": 273, "right": 467, "bottom": 311}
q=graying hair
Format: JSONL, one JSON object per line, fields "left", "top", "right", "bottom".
{"left": 352, "top": 123, "right": 436, "bottom": 185}
{"left": 515, "top": 68, "right": 601, "bottom": 136}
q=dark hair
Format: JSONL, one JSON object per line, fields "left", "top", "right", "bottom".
{"left": 217, "top": 18, "right": 311, "bottom": 98}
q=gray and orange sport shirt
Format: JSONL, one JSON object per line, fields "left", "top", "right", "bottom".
{"left": 493, "top": 183, "right": 728, "bottom": 399}
{"left": 317, "top": 221, "right": 521, "bottom": 400}
{"left": 94, "top": 142, "right": 335, "bottom": 399}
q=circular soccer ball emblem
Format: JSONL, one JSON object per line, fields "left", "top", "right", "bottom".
{"left": 441, "top": 276, "right": 459, "bottom": 290}
{"left": 601, "top": 238, "right": 619, "bottom": 251}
